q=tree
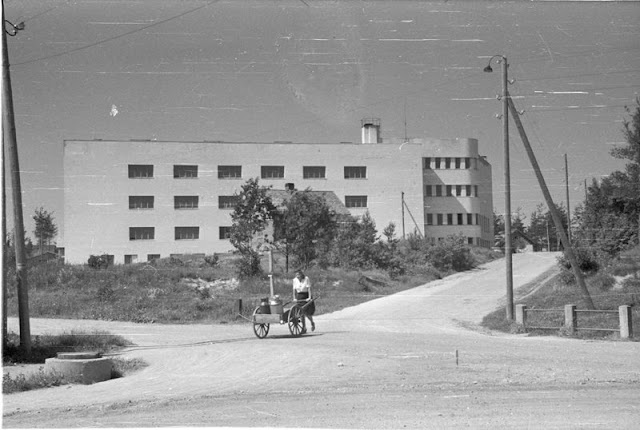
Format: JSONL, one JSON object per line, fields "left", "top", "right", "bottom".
{"left": 229, "top": 178, "right": 276, "bottom": 277}
{"left": 573, "top": 99, "right": 640, "bottom": 255}
{"left": 33, "top": 207, "right": 58, "bottom": 252}
{"left": 328, "top": 212, "right": 379, "bottom": 269}
{"left": 528, "top": 203, "right": 569, "bottom": 251}
{"left": 272, "top": 189, "right": 338, "bottom": 269}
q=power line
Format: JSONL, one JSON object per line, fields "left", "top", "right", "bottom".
{"left": 13, "top": 0, "right": 221, "bottom": 67}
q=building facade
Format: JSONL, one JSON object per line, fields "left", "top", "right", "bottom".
{"left": 63, "top": 123, "right": 493, "bottom": 264}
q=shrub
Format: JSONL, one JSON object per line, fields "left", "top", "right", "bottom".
{"left": 590, "top": 272, "right": 616, "bottom": 292}
{"left": 427, "top": 234, "right": 475, "bottom": 273}
{"left": 87, "top": 254, "right": 110, "bottom": 269}
{"left": 556, "top": 246, "right": 608, "bottom": 274}
{"left": 204, "top": 254, "right": 219, "bottom": 267}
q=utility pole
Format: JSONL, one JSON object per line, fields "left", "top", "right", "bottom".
{"left": 564, "top": 154, "right": 571, "bottom": 242}
{"left": 2, "top": 4, "right": 31, "bottom": 353}
{"left": 401, "top": 192, "right": 406, "bottom": 239}
{"left": 484, "top": 55, "right": 513, "bottom": 320}
{"left": 507, "top": 97, "right": 595, "bottom": 309}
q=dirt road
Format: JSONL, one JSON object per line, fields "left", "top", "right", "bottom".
{"left": 4, "top": 253, "right": 640, "bottom": 428}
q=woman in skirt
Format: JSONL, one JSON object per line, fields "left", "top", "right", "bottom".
{"left": 292, "top": 269, "right": 315, "bottom": 333}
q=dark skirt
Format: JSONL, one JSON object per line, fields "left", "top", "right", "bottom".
{"left": 295, "top": 292, "right": 315, "bottom": 316}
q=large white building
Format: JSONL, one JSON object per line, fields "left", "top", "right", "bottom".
{"left": 63, "top": 120, "right": 493, "bottom": 264}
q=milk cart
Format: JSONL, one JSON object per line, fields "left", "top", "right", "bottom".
{"left": 251, "top": 296, "right": 316, "bottom": 338}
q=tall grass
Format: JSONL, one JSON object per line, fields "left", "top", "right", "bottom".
{"left": 5, "top": 252, "right": 456, "bottom": 324}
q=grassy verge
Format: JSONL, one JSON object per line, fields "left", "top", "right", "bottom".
{"left": 5, "top": 248, "right": 500, "bottom": 325}
{"left": 3, "top": 331, "right": 148, "bottom": 394}
{"left": 482, "top": 247, "right": 640, "bottom": 340}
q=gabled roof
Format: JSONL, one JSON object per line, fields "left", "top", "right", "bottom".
{"left": 267, "top": 189, "right": 351, "bottom": 217}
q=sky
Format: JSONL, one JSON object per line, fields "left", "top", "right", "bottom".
{"left": 3, "top": 0, "right": 639, "bottom": 244}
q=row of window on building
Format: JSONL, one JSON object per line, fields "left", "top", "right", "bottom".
{"left": 425, "top": 184, "right": 479, "bottom": 198}
{"left": 425, "top": 213, "right": 491, "bottom": 232}
{"left": 129, "top": 226, "right": 233, "bottom": 241}
{"left": 423, "top": 157, "right": 479, "bottom": 170}
{"left": 128, "top": 164, "right": 368, "bottom": 180}
{"left": 130, "top": 195, "right": 369, "bottom": 209}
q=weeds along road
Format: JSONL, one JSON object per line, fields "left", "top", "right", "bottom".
{"left": 4, "top": 252, "right": 640, "bottom": 429}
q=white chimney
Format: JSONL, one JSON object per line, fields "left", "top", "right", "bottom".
{"left": 361, "top": 118, "right": 381, "bottom": 144}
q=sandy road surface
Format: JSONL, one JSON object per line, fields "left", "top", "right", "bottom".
{"left": 4, "top": 253, "right": 640, "bottom": 429}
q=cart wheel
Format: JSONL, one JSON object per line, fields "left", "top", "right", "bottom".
{"left": 252, "top": 307, "right": 270, "bottom": 339}
{"left": 288, "top": 305, "right": 304, "bottom": 337}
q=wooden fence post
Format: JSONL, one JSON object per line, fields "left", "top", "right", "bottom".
{"left": 564, "top": 304, "right": 577, "bottom": 334}
{"left": 619, "top": 305, "right": 633, "bottom": 339}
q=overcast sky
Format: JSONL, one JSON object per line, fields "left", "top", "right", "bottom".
{"left": 3, "top": 0, "right": 639, "bottom": 243}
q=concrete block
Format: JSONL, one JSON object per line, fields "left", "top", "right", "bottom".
{"left": 45, "top": 355, "right": 113, "bottom": 384}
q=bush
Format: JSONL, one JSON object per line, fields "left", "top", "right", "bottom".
{"left": 87, "top": 254, "right": 111, "bottom": 269}
{"left": 204, "top": 254, "right": 219, "bottom": 267}
{"left": 427, "top": 234, "right": 475, "bottom": 273}
{"left": 235, "top": 250, "right": 262, "bottom": 278}
{"left": 590, "top": 272, "right": 616, "bottom": 292}
{"left": 556, "top": 246, "right": 609, "bottom": 274}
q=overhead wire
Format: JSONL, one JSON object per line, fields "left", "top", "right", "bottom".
{"left": 12, "top": 0, "right": 221, "bottom": 67}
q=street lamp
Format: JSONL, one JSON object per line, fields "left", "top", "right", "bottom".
{"left": 484, "top": 54, "right": 514, "bottom": 321}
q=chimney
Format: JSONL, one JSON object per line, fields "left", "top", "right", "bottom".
{"left": 361, "top": 118, "right": 381, "bottom": 144}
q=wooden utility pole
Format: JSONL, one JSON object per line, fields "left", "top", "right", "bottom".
{"left": 564, "top": 154, "right": 571, "bottom": 242}
{"left": 507, "top": 96, "right": 595, "bottom": 309}
{"left": 401, "top": 192, "right": 406, "bottom": 239}
{"left": 2, "top": 4, "right": 31, "bottom": 353}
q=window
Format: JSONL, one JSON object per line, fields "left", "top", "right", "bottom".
{"left": 434, "top": 158, "right": 441, "bottom": 169}
{"left": 425, "top": 185, "right": 432, "bottom": 197}
{"left": 218, "top": 165, "right": 242, "bottom": 179}
{"left": 445, "top": 158, "right": 452, "bottom": 169}
{"left": 426, "top": 214, "right": 433, "bottom": 225}
{"left": 457, "top": 213, "right": 464, "bottom": 225}
{"left": 437, "top": 214, "right": 443, "bottom": 225}
{"left": 446, "top": 185, "right": 453, "bottom": 197}
{"left": 124, "top": 254, "right": 138, "bottom": 265}
{"left": 456, "top": 185, "right": 462, "bottom": 197}
{"left": 447, "top": 214, "right": 453, "bottom": 225}
{"left": 261, "top": 166, "right": 285, "bottom": 179}
{"left": 303, "top": 166, "right": 326, "bottom": 179}
{"left": 468, "top": 237, "right": 474, "bottom": 245}
{"left": 219, "top": 226, "right": 232, "bottom": 239}
{"left": 174, "top": 165, "right": 198, "bottom": 178}
{"left": 344, "top": 166, "right": 367, "bottom": 179}
{"left": 128, "top": 164, "right": 153, "bottom": 178}
{"left": 129, "top": 227, "right": 154, "bottom": 240}
{"left": 464, "top": 158, "right": 471, "bottom": 169}
{"left": 147, "top": 254, "right": 160, "bottom": 262}
{"left": 129, "top": 196, "right": 154, "bottom": 209}
{"left": 476, "top": 214, "right": 480, "bottom": 225}
{"left": 423, "top": 157, "right": 431, "bottom": 169}
{"left": 345, "top": 195, "right": 368, "bottom": 208}
{"left": 435, "top": 185, "right": 442, "bottom": 197}
{"left": 466, "top": 185, "right": 472, "bottom": 197}
{"left": 467, "top": 213, "right": 473, "bottom": 225}
{"left": 175, "top": 227, "right": 199, "bottom": 240}
{"left": 218, "top": 195, "right": 239, "bottom": 209}
{"left": 174, "top": 196, "right": 199, "bottom": 209}
{"left": 474, "top": 185, "right": 479, "bottom": 197}
{"left": 455, "top": 158, "right": 461, "bottom": 169}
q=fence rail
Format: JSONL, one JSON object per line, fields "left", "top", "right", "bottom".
{"left": 515, "top": 304, "right": 634, "bottom": 339}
